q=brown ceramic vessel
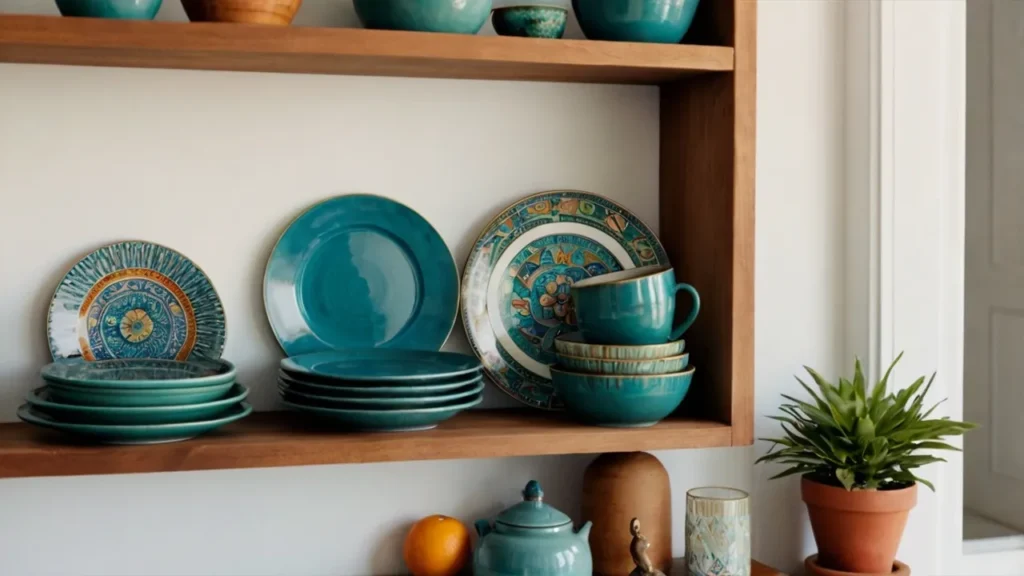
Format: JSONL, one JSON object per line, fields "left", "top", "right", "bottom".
{"left": 802, "top": 476, "right": 917, "bottom": 574}
{"left": 181, "top": 0, "right": 302, "bottom": 25}
{"left": 805, "top": 554, "right": 910, "bottom": 576}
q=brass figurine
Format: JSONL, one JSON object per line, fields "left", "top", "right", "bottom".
{"left": 629, "top": 518, "right": 666, "bottom": 576}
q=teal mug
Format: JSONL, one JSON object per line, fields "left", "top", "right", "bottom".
{"left": 570, "top": 265, "right": 699, "bottom": 345}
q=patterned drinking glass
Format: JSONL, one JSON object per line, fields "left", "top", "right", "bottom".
{"left": 685, "top": 487, "right": 751, "bottom": 576}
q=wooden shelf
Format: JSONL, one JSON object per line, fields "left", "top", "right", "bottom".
{"left": 0, "top": 410, "right": 733, "bottom": 479}
{"left": 0, "top": 14, "right": 733, "bottom": 84}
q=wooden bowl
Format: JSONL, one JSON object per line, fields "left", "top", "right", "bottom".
{"left": 180, "top": 0, "right": 301, "bottom": 25}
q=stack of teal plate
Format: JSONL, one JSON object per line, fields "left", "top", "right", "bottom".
{"left": 278, "top": 350, "right": 484, "bottom": 432}
{"left": 18, "top": 358, "right": 252, "bottom": 444}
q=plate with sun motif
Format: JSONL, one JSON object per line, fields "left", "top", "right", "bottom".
{"left": 47, "top": 241, "right": 226, "bottom": 361}
{"left": 461, "top": 190, "right": 669, "bottom": 410}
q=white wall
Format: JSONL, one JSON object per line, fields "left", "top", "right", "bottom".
{"left": 0, "top": 1, "right": 844, "bottom": 574}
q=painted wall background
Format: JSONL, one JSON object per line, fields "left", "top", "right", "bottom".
{"left": 0, "top": 1, "right": 845, "bottom": 574}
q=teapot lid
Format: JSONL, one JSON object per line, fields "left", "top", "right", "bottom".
{"left": 495, "top": 481, "right": 572, "bottom": 529}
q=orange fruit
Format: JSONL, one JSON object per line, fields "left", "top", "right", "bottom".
{"left": 403, "top": 514, "right": 471, "bottom": 576}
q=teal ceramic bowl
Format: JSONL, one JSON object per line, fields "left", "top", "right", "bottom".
{"left": 278, "top": 370, "right": 484, "bottom": 397}
{"left": 17, "top": 402, "right": 252, "bottom": 445}
{"left": 550, "top": 366, "right": 694, "bottom": 427}
{"left": 45, "top": 380, "right": 235, "bottom": 407}
{"left": 491, "top": 6, "right": 568, "bottom": 38}
{"left": 278, "top": 380, "right": 484, "bottom": 409}
{"left": 353, "top": 0, "right": 493, "bottom": 34}
{"left": 572, "top": 0, "right": 701, "bottom": 43}
{"left": 554, "top": 332, "right": 685, "bottom": 360}
{"left": 26, "top": 385, "right": 248, "bottom": 425}
{"left": 55, "top": 0, "right": 162, "bottom": 19}
{"left": 283, "top": 395, "right": 483, "bottom": 432}
{"left": 555, "top": 352, "right": 688, "bottom": 375}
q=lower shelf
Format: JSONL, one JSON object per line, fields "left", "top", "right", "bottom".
{"left": 0, "top": 409, "right": 733, "bottom": 479}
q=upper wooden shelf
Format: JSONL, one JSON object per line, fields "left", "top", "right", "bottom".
{"left": 0, "top": 14, "right": 734, "bottom": 84}
{"left": 0, "top": 409, "right": 732, "bottom": 479}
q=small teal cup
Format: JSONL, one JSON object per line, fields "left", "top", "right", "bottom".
{"left": 570, "top": 265, "right": 699, "bottom": 345}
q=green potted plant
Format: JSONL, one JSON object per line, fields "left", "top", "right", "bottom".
{"left": 757, "top": 354, "right": 975, "bottom": 576}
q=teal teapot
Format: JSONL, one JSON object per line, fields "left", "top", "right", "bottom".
{"left": 474, "top": 480, "right": 593, "bottom": 576}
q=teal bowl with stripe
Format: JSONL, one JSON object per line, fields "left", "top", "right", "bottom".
{"left": 555, "top": 352, "right": 688, "bottom": 375}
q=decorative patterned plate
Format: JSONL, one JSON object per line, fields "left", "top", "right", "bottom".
{"left": 48, "top": 241, "right": 226, "bottom": 361}
{"left": 264, "top": 195, "right": 459, "bottom": 356}
{"left": 40, "top": 358, "right": 236, "bottom": 389}
{"left": 462, "top": 190, "right": 669, "bottom": 410}
{"left": 280, "top": 350, "right": 481, "bottom": 383}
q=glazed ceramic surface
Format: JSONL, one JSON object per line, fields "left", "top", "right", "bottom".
{"left": 550, "top": 366, "right": 693, "bottom": 427}
{"left": 282, "top": 395, "right": 482, "bottom": 431}
{"left": 48, "top": 241, "right": 225, "bottom": 361}
{"left": 474, "top": 480, "right": 593, "bottom": 576}
{"left": 17, "top": 402, "right": 251, "bottom": 444}
{"left": 281, "top": 350, "right": 480, "bottom": 383}
{"left": 462, "top": 190, "right": 668, "bottom": 410}
{"left": 46, "top": 380, "right": 235, "bottom": 407}
{"left": 555, "top": 352, "right": 688, "bottom": 375}
{"left": 553, "top": 332, "right": 685, "bottom": 360}
{"left": 354, "top": 0, "right": 492, "bottom": 34}
{"left": 572, "top": 0, "right": 700, "bottom": 43}
{"left": 27, "top": 384, "right": 248, "bottom": 425}
{"left": 571, "top": 266, "right": 699, "bottom": 345}
{"left": 40, "top": 358, "right": 235, "bottom": 389}
{"left": 278, "top": 379, "right": 484, "bottom": 409}
{"left": 686, "top": 487, "right": 751, "bottom": 576}
{"left": 491, "top": 6, "right": 568, "bottom": 38}
{"left": 278, "top": 370, "right": 483, "bottom": 397}
{"left": 55, "top": 0, "right": 162, "bottom": 19}
{"left": 265, "top": 195, "right": 458, "bottom": 356}
{"left": 180, "top": 0, "right": 301, "bottom": 25}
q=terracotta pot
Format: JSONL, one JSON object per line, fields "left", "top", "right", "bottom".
{"left": 181, "top": 0, "right": 302, "bottom": 25}
{"left": 805, "top": 554, "right": 910, "bottom": 576}
{"left": 802, "top": 476, "right": 917, "bottom": 574}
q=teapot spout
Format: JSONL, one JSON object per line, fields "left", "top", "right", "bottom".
{"left": 576, "top": 520, "right": 592, "bottom": 542}
{"left": 475, "top": 519, "right": 493, "bottom": 538}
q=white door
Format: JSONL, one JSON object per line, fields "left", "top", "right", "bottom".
{"left": 965, "top": 0, "right": 1024, "bottom": 531}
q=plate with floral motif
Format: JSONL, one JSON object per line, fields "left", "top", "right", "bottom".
{"left": 47, "top": 241, "right": 226, "bottom": 361}
{"left": 461, "top": 190, "right": 669, "bottom": 410}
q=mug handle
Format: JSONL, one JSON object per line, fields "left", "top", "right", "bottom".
{"left": 670, "top": 283, "right": 700, "bottom": 341}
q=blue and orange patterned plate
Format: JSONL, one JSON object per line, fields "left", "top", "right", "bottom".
{"left": 47, "top": 241, "right": 226, "bottom": 361}
{"left": 461, "top": 190, "right": 669, "bottom": 410}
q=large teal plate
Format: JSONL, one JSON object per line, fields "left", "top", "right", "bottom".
{"left": 27, "top": 384, "right": 248, "bottom": 425}
{"left": 47, "top": 241, "right": 226, "bottom": 361}
{"left": 17, "top": 402, "right": 252, "bottom": 444}
{"left": 283, "top": 395, "right": 481, "bottom": 431}
{"left": 40, "top": 358, "right": 236, "bottom": 389}
{"left": 279, "top": 380, "right": 484, "bottom": 409}
{"left": 264, "top": 195, "right": 459, "bottom": 355}
{"left": 461, "top": 190, "right": 669, "bottom": 410}
{"left": 281, "top": 350, "right": 481, "bottom": 383}
{"left": 279, "top": 370, "right": 484, "bottom": 397}
{"left": 46, "top": 380, "right": 236, "bottom": 407}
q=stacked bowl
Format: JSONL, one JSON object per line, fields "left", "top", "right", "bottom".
{"left": 19, "top": 358, "right": 251, "bottom": 444}
{"left": 278, "top": 350, "right": 484, "bottom": 432}
{"left": 551, "top": 265, "right": 700, "bottom": 427}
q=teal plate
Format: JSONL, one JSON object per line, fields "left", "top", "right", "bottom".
{"left": 279, "top": 370, "right": 484, "bottom": 397}
{"left": 27, "top": 384, "right": 248, "bottom": 425}
{"left": 46, "top": 380, "right": 235, "bottom": 407}
{"left": 265, "top": 195, "right": 459, "bottom": 356}
{"left": 283, "top": 395, "right": 482, "bottom": 431}
{"left": 17, "top": 402, "right": 252, "bottom": 444}
{"left": 279, "top": 379, "right": 484, "bottom": 409}
{"left": 40, "top": 358, "right": 236, "bottom": 389}
{"left": 281, "top": 350, "right": 481, "bottom": 383}
{"left": 47, "top": 241, "right": 226, "bottom": 361}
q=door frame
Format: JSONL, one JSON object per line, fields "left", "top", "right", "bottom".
{"left": 843, "top": 0, "right": 966, "bottom": 573}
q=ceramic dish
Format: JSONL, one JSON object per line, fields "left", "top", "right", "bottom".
{"left": 281, "top": 350, "right": 481, "bottom": 383}
{"left": 461, "top": 190, "right": 669, "bottom": 410}
{"left": 46, "top": 380, "right": 235, "bottom": 407}
{"left": 279, "top": 370, "right": 484, "bottom": 397}
{"left": 572, "top": 0, "right": 700, "bottom": 43}
{"left": 265, "top": 195, "right": 459, "bottom": 356}
{"left": 27, "top": 384, "right": 248, "bottom": 425}
{"left": 553, "top": 332, "right": 685, "bottom": 360}
{"left": 56, "top": 0, "right": 163, "bottom": 19}
{"left": 48, "top": 241, "right": 226, "bottom": 361}
{"left": 17, "top": 402, "right": 252, "bottom": 444}
{"left": 282, "top": 395, "right": 481, "bottom": 432}
{"left": 40, "top": 358, "right": 236, "bottom": 389}
{"left": 353, "top": 0, "right": 492, "bottom": 34}
{"left": 555, "top": 352, "right": 689, "bottom": 375}
{"left": 550, "top": 366, "right": 694, "bottom": 427}
{"left": 491, "top": 6, "right": 568, "bottom": 38}
{"left": 278, "top": 380, "right": 484, "bottom": 409}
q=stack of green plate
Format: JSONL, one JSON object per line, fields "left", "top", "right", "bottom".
{"left": 278, "top": 350, "right": 484, "bottom": 432}
{"left": 19, "top": 358, "right": 252, "bottom": 444}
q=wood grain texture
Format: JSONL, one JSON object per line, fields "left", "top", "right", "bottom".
{"left": 670, "top": 558, "right": 787, "bottom": 575}
{"left": 0, "top": 410, "right": 732, "bottom": 479}
{"left": 0, "top": 15, "right": 733, "bottom": 84}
